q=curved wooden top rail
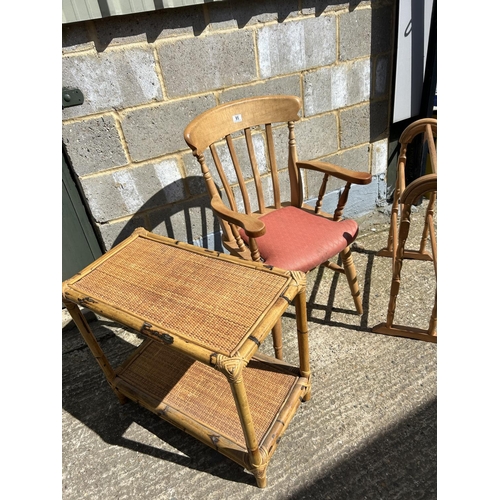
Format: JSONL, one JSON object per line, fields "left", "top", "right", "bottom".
{"left": 399, "top": 118, "right": 437, "bottom": 145}
{"left": 184, "top": 95, "right": 302, "bottom": 154}
{"left": 400, "top": 173, "right": 437, "bottom": 206}
{"left": 399, "top": 118, "right": 437, "bottom": 175}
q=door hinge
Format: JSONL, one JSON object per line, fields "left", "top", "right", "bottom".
{"left": 62, "top": 87, "right": 84, "bottom": 109}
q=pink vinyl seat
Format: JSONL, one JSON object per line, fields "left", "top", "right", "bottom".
{"left": 240, "top": 206, "right": 358, "bottom": 273}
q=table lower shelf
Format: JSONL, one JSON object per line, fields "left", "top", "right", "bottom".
{"left": 113, "top": 340, "right": 310, "bottom": 472}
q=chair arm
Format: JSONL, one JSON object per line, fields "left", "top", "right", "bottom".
{"left": 297, "top": 160, "right": 372, "bottom": 185}
{"left": 210, "top": 194, "right": 266, "bottom": 238}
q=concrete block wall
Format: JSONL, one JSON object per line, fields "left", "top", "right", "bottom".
{"left": 62, "top": 0, "right": 395, "bottom": 252}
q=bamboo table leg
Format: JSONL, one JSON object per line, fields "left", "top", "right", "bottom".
{"left": 271, "top": 321, "right": 283, "bottom": 360}
{"left": 63, "top": 300, "right": 128, "bottom": 404}
{"left": 212, "top": 354, "right": 267, "bottom": 488}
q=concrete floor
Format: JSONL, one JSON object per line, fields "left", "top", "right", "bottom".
{"left": 62, "top": 202, "right": 437, "bottom": 499}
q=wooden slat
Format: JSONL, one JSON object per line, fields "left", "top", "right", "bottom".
{"left": 265, "top": 124, "right": 281, "bottom": 209}
{"left": 425, "top": 123, "right": 437, "bottom": 173}
{"left": 226, "top": 134, "right": 252, "bottom": 214}
{"left": 210, "top": 144, "right": 238, "bottom": 212}
{"left": 245, "top": 128, "right": 265, "bottom": 213}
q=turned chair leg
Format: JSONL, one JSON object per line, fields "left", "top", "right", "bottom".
{"left": 340, "top": 246, "right": 363, "bottom": 314}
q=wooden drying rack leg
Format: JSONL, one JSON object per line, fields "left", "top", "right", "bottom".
{"left": 372, "top": 175, "right": 437, "bottom": 343}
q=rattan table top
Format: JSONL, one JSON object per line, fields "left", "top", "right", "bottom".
{"left": 63, "top": 229, "right": 300, "bottom": 357}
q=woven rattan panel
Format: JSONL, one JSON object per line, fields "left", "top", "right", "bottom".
{"left": 119, "top": 342, "right": 298, "bottom": 449}
{"left": 72, "top": 237, "right": 289, "bottom": 355}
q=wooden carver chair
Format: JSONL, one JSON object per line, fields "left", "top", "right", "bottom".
{"left": 184, "top": 95, "right": 372, "bottom": 358}
{"left": 377, "top": 117, "right": 437, "bottom": 263}
{"left": 372, "top": 173, "right": 437, "bottom": 342}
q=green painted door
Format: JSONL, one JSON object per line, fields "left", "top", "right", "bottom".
{"left": 62, "top": 150, "right": 102, "bottom": 281}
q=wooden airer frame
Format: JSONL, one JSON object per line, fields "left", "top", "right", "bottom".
{"left": 373, "top": 118, "right": 437, "bottom": 342}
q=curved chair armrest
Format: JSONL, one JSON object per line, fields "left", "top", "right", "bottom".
{"left": 211, "top": 194, "right": 266, "bottom": 238}
{"left": 297, "top": 160, "right": 372, "bottom": 185}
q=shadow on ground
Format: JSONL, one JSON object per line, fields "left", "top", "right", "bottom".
{"left": 289, "top": 399, "right": 437, "bottom": 499}
{"left": 62, "top": 315, "right": 436, "bottom": 497}
{"left": 62, "top": 321, "right": 256, "bottom": 485}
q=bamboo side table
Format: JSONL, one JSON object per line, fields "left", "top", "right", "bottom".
{"left": 62, "top": 228, "right": 311, "bottom": 488}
